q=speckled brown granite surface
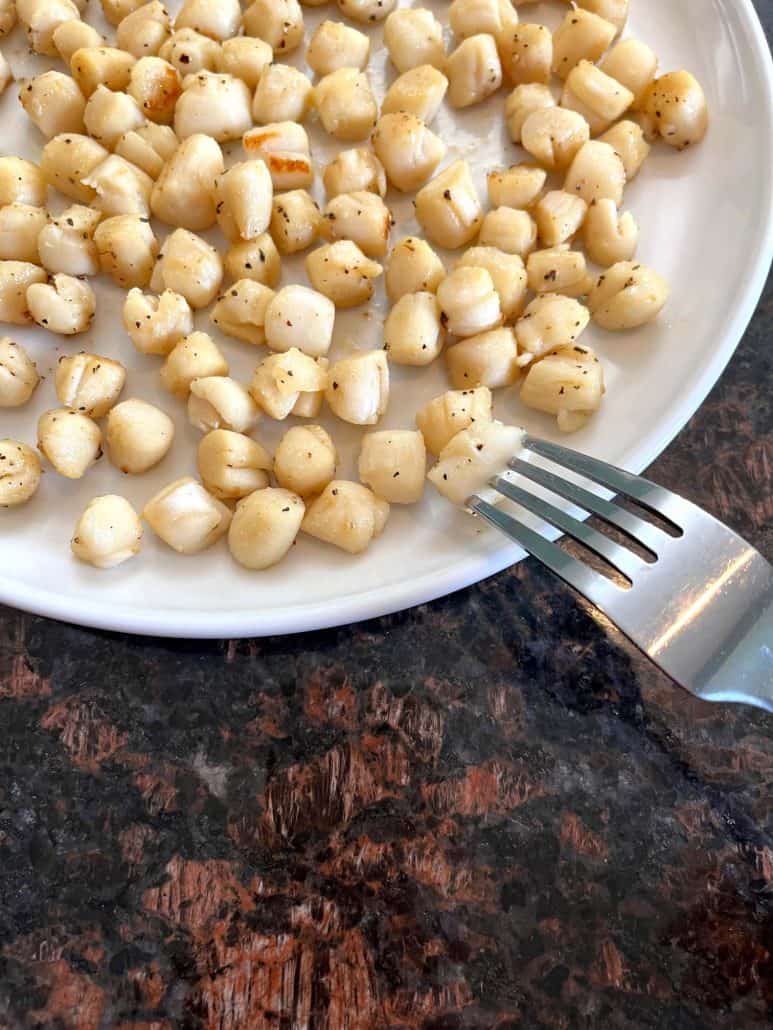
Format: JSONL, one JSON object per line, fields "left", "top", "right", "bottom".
{"left": 2, "top": 37, "right": 773, "bottom": 1030}
{"left": 1, "top": 315, "right": 769, "bottom": 1030}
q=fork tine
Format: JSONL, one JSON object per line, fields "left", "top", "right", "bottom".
{"left": 523, "top": 435, "right": 685, "bottom": 526}
{"left": 468, "top": 496, "right": 624, "bottom": 609}
{"left": 509, "top": 457, "right": 666, "bottom": 556}
{"left": 490, "top": 475, "right": 643, "bottom": 582}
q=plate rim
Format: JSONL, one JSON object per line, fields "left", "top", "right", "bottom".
{"left": 1, "top": 0, "right": 772, "bottom": 639}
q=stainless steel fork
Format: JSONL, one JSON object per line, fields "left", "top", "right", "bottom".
{"left": 469, "top": 436, "right": 773, "bottom": 712}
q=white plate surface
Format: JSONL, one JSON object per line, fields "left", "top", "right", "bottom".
{"left": 0, "top": 0, "right": 771, "bottom": 638}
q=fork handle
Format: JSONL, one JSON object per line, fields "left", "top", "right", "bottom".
{"left": 692, "top": 587, "right": 773, "bottom": 712}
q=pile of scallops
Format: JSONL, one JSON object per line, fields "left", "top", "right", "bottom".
{"left": 0, "top": 0, "right": 708, "bottom": 572}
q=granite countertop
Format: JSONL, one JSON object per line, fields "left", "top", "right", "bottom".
{"left": 0, "top": 303, "right": 770, "bottom": 1030}
{"left": 2, "top": 30, "right": 773, "bottom": 1030}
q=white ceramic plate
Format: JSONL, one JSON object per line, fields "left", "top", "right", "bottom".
{"left": 0, "top": 0, "right": 771, "bottom": 638}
